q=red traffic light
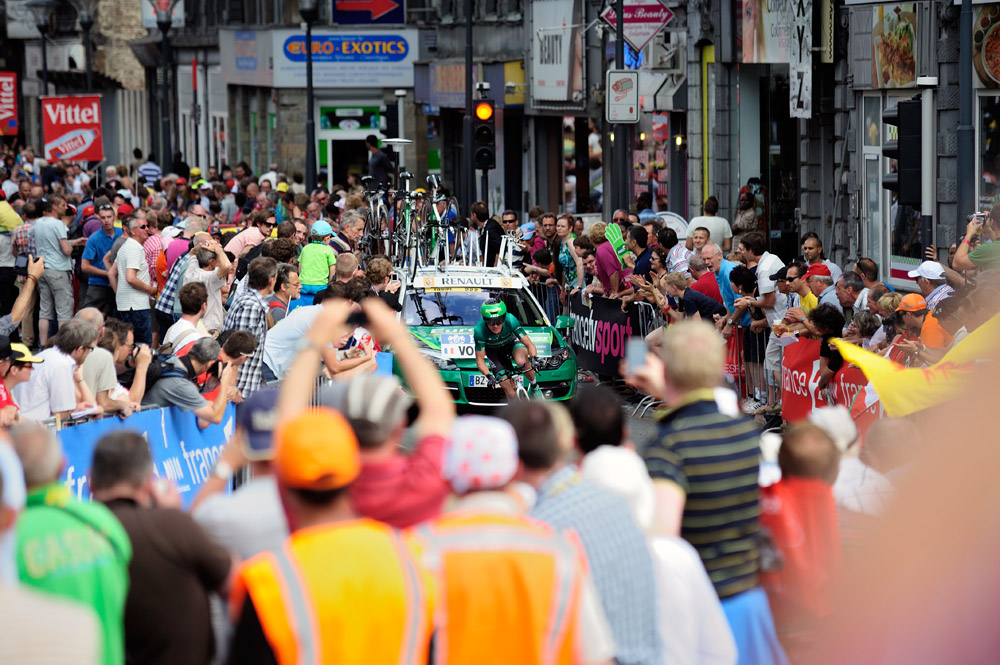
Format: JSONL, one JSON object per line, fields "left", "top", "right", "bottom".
{"left": 475, "top": 102, "right": 494, "bottom": 121}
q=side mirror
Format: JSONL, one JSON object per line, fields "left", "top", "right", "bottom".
{"left": 555, "top": 315, "right": 574, "bottom": 330}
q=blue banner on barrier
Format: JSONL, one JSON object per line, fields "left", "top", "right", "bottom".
{"left": 374, "top": 351, "right": 393, "bottom": 376}
{"left": 58, "top": 405, "right": 236, "bottom": 508}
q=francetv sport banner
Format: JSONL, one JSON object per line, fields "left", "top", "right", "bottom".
{"left": 41, "top": 95, "right": 104, "bottom": 162}
{"left": 56, "top": 404, "right": 235, "bottom": 509}
{"left": 568, "top": 294, "right": 642, "bottom": 375}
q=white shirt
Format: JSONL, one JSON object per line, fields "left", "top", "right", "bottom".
{"left": 686, "top": 215, "right": 732, "bottom": 248}
{"left": 263, "top": 305, "right": 324, "bottom": 378}
{"left": 115, "top": 237, "right": 151, "bottom": 311}
{"left": 755, "top": 251, "right": 788, "bottom": 326}
{"left": 833, "top": 457, "right": 893, "bottom": 516}
{"left": 162, "top": 317, "right": 208, "bottom": 349}
{"left": 13, "top": 347, "right": 77, "bottom": 420}
{"left": 184, "top": 261, "right": 229, "bottom": 332}
{"left": 193, "top": 475, "right": 287, "bottom": 561}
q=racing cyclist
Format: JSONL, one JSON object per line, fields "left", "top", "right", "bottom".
{"left": 474, "top": 299, "right": 540, "bottom": 399}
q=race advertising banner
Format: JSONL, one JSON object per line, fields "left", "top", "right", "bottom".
{"left": 568, "top": 295, "right": 640, "bottom": 375}
{"left": 41, "top": 95, "right": 104, "bottom": 161}
{"left": 57, "top": 405, "right": 236, "bottom": 508}
{"left": 0, "top": 72, "right": 17, "bottom": 136}
{"left": 781, "top": 338, "right": 871, "bottom": 424}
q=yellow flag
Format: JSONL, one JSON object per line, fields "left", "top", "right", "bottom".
{"left": 831, "top": 313, "right": 1000, "bottom": 417}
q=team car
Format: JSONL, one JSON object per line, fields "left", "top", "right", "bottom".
{"left": 394, "top": 265, "right": 577, "bottom": 406}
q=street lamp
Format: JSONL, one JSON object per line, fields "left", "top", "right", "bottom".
{"left": 27, "top": 0, "right": 56, "bottom": 150}
{"left": 149, "top": 0, "right": 179, "bottom": 170}
{"left": 70, "top": 0, "right": 100, "bottom": 93}
{"left": 300, "top": 0, "right": 319, "bottom": 191}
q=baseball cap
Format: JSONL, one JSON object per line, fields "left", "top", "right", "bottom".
{"left": 116, "top": 189, "right": 132, "bottom": 200}
{"left": 189, "top": 167, "right": 202, "bottom": 177}
{"left": 235, "top": 388, "right": 280, "bottom": 460}
{"left": 272, "top": 409, "right": 360, "bottom": 491}
{"left": 520, "top": 221, "right": 536, "bottom": 240}
{"left": 770, "top": 266, "right": 789, "bottom": 281}
{"left": 194, "top": 179, "right": 209, "bottom": 190}
{"left": 310, "top": 220, "right": 333, "bottom": 236}
{"left": 117, "top": 204, "right": 134, "bottom": 216}
{"left": 907, "top": 261, "right": 946, "bottom": 281}
{"left": 82, "top": 204, "right": 95, "bottom": 217}
{"left": 443, "top": 416, "right": 519, "bottom": 494}
{"left": 804, "top": 263, "right": 832, "bottom": 279}
{"left": 161, "top": 225, "right": 182, "bottom": 239}
{"left": 65, "top": 204, "right": 77, "bottom": 217}
{"left": 175, "top": 177, "right": 187, "bottom": 186}
{"left": 896, "top": 293, "right": 928, "bottom": 312}
{"left": 276, "top": 182, "right": 289, "bottom": 193}
{"left": 225, "top": 179, "right": 235, "bottom": 190}
{"left": 318, "top": 375, "right": 413, "bottom": 445}
{"left": 0, "top": 336, "right": 44, "bottom": 365}
{"left": 199, "top": 181, "right": 213, "bottom": 191}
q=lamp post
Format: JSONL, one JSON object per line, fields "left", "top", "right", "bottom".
{"left": 150, "top": 0, "right": 179, "bottom": 169}
{"left": 27, "top": 0, "right": 56, "bottom": 149}
{"left": 71, "top": 0, "right": 100, "bottom": 93}
{"left": 300, "top": 0, "right": 319, "bottom": 191}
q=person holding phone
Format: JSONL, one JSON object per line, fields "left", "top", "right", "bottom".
{"left": 953, "top": 208, "right": 1000, "bottom": 272}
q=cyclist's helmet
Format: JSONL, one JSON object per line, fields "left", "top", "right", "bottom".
{"left": 481, "top": 298, "right": 507, "bottom": 324}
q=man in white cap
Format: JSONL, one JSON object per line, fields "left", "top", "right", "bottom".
{"left": 908, "top": 260, "right": 953, "bottom": 310}
{"left": 407, "top": 415, "right": 615, "bottom": 665}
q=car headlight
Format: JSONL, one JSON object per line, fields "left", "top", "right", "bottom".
{"left": 422, "top": 349, "right": 458, "bottom": 371}
{"left": 540, "top": 346, "right": 571, "bottom": 370}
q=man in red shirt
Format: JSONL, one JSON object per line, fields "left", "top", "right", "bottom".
{"left": 688, "top": 253, "right": 723, "bottom": 303}
{"left": 0, "top": 337, "right": 44, "bottom": 426}
{"left": 279, "top": 298, "right": 455, "bottom": 528}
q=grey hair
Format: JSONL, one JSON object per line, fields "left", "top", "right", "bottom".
{"left": 128, "top": 217, "right": 144, "bottom": 229}
{"left": 688, "top": 254, "right": 707, "bottom": 271}
{"left": 52, "top": 319, "right": 99, "bottom": 355}
{"left": 814, "top": 275, "right": 834, "bottom": 287}
{"left": 195, "top": 246, "right": 216, "bottom": 268}
{"left": 188, "top": 337, "right": 221, "bottom": 364}
{"left": 185, "top": 217, "right": 207, "bottom": 234}
{"left": 703, "top": 243, "right": 722, "bottom": 257}
{"left": 840, "top": 270, "right": 864, "bottom": 294}
{"left": 340, "top": 209, "right": 364, "bottom": 229}
{"left": 10, "top": 423, "right": 62, "bottom": 487}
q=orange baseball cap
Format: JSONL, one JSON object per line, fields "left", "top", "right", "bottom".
{"left": 895, "top": 293, "right": 928, "bottom": 312}
{"left": 272, "top": 409, "right": 360, "bottom": 491}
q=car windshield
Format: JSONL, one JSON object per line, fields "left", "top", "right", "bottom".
{"left": 403, "top": 288, "right": 547, "bottom": 327}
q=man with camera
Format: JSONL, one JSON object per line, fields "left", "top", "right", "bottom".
{"left": 954, "top": 209, "right": 1000, "bottom": 272}
{"left": 140, "top": 336, "right": 238, "bottom": 426}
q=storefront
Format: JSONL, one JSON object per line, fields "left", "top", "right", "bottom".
{"left": 219, "top": 28, "right": 421, "bottom": 188}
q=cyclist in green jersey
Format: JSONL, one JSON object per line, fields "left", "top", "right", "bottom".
{"left": 474, "top": 298, "right": 540, "bottom": 399}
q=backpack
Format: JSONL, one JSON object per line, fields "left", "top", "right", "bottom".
{"left": 265, "top": 299, "right": 287, "bottom": 329}
{"left": 119, "top": 354, "right": 192, "bottom": 392}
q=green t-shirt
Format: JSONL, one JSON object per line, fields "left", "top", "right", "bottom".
{"left": 968, "top": 241, "right": 1000, "bottom": 270}
{"left": 473, "top": 312, "right": 526, "bottom": 351}
{"left": 298, "top": 241, "right": 337, "bottom": 286}
{"left": 17, "top": 483, "right": 132, "bottom": 665}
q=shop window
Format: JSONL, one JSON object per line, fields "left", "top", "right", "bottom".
{"left": 883, "top": 94, "right": 922, "bottom": 280}
{"left": 979, "top": 95, "right": 1000, "bottom": 211}
{"left": 861, "top": 95, "right": 883, "bottom": 262}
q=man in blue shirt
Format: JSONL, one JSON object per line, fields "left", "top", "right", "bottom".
{"left": 80, "top": 204, "right": 122, "bottom": 317}
{"left": 701, "top": 243, "right": 750, "bottom": 336}
{"left": 628, "top": 225, "right": 653, "bottom": 280}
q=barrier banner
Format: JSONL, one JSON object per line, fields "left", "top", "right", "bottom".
{"left": 57, "top": 405, "right": 236, "bottom": 508}
{"left": 781, "top": 338, "right": 874, "bottom": 425}
{"left": 568, "top": 294, "right": 639, "bottom": 375}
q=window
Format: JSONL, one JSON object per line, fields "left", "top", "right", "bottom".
{"left": 403, "top": 289, "right": 546, "bottom": 327}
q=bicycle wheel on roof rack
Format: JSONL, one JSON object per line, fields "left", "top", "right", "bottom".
{"left": 376, "top": 205, "right": 393, "bottom": 263}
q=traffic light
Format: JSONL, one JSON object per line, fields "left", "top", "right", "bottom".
{"left": 882, "top": 98, "right": 922, "bottom": 208}
{"left": 472, "top": 100, "right": 496, "bottom": 170}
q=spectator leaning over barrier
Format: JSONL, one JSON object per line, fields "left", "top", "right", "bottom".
{"left": 90, "top": 430, "right": 235, "bottom": 665}
{"left": 223, "top": 257, "right": 278, "bottom": 396}
{"left": 190, "top": 387, "right": 287, "bottom": 560}
{"left": 11, "top": 422, "right": 132, "bottom": 665}
{"left": 802, "top": 304, "right": 847, "bottom": 394}
{"left": 507, "top": 400, "right": 664, "bottom": 665}
{"left": 14, "top": 318, "right": 99, "bottom": 422}
{"left": 633, "top": 320, "right": 788, "bottom": 664}
{"left": 405, "top": 415, "right": 616, "bottom": 665}
{"left": 687, "top": 252, "right": 723, "bottom": 304}
{"left": 77, "top": 308, "right": 137, "bottom": 417}
{"left": 99, "top": 318, "right": 153, "bottom": 405}
{"left": 0, "top": 460, "right": 103, "bottom": 663}
{"left": 702, "top": 242, "right": 748, "bottom": 338}
{"left": 162, "top": 282, "right": 209, "bottom": 353}
{"left": 280, "top": 297, "right": 456, "bottom": 528}
{"left": 0, "top": 337, "right": 43, "bottom": 426}
{"left": 140, "top": 337, "right": 238, "bottom": 426}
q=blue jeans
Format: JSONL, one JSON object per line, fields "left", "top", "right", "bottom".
{"left": 119, "top": 308, "right": 153, "bottom": 345}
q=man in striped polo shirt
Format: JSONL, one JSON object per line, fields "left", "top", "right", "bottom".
{"left": 642, "top": 320, "right": 789, "bottom": 665}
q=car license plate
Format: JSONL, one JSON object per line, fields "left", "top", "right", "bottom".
{"left": 468, "top": 374, "right": 522, "bottom": 388}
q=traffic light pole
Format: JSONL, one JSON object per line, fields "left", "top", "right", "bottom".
{"left": 614, "top": 0, "right": 626, "bottom": 214}
{"left": 481, "top": 169, "right": 489, "bottom": 205}
{"left": 919, "top": 82, "right": 936, "bottom": 251}
{"left": 463, "top": 0, "right": 474, "bottom": 212}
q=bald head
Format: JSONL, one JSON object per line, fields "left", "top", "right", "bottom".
{"left": 75, "top": 307, "right": 105, "bottom": 330}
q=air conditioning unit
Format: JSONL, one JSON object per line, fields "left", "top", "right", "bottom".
{"left": 652, "top": 29, "right": 686, "bottom": 75}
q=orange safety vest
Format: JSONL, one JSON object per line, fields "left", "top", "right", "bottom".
{"left": 232, "top": 518, "right": 434, "bottom": 665}
{"left": 407, "top": 510, "right": 588, "bottom": 665}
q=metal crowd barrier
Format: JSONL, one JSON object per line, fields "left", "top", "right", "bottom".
{"left": 41, "top": 402, "right": 158, "bottom": 431}
{"left": 526, "top": 280, "right": 562, "bottom": 323}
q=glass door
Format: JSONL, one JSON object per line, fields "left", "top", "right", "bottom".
{"left": 861, "top": 95, "right": 883, "bottom": 262}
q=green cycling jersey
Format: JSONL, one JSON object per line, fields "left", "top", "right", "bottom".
{"left": 473, "top": 313, "right": 526, "bottom": 351}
